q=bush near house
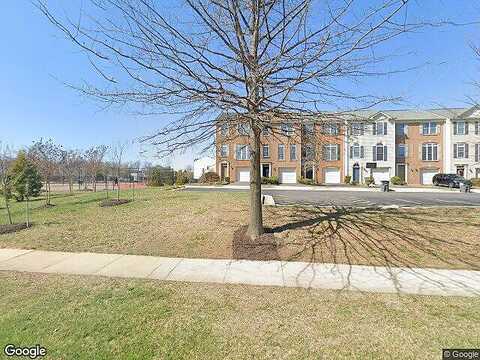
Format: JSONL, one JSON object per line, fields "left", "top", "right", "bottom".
{"left": 222, "top": 176, "right": 230, "bottom": 184}
{"left": 390, "top": 176, "right": 405, "bottom": 186}
{"left": 261, "top": 176, "right": 279, "bottom": 185}
{"left": 174, "top": 169, "right": 193, "bottom": 185}
{"left": 365, "top": 176, "right": 375, "bottom": 186}
{"left": 344, "top": 175, "right": 351, "bottom": 184}
{"left": 298, "top": 177, "right": 314, "bottom": 185}
{"left": 471, "top": 178, "right": 480, "bottom": 188}
{"left": 199, "top": 171, "right": 220, "bottom": 184}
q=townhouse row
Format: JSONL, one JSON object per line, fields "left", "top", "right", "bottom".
{"left": 215, "top": 107, "right": 480, "bottom": 185}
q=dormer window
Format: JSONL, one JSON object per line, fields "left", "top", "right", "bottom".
{"left": 422, "top": 122, "right": 438, "bottom": 135}
{"left": 237, "top": 123, "right": 250, "bottom": 136}
{"left": 373, "top": 122, "right": 387, "bottom": 136}
{"left": 281, "top": 123, "right": 294, "bottom": 136}
{"left": 453, "top": 121, "right": 468, "bottom": 136}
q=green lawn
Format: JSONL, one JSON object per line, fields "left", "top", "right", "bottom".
{"left": 1, "top": 188, "right": 479, "bottom": 270}
{"left": 0, "top": 271, "right": 479, "bottom": 360}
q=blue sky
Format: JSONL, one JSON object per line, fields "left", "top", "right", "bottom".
{"left": 0, "top": 0, "right": 479, "bottom": 168}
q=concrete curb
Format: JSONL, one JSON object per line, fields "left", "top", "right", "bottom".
{"left": 1, "top": 248, "right": 479, "bottom": 297}
{"left": 185, "top": 184, "right": 479, "bottom": 194}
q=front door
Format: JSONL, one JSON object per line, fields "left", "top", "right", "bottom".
{"left": 220, "top": 163, "right": 228, "bottom": 180}
{"left": 352, "top": 164, "right": 360, "bottom": 183}
{"left": 396, "top": 164, "right": 406, "bottom": 182}
{"left": 262, "top": 164, "right": 270, "bottom": 178}
{"left": 456, "top": 165, "right": 465, "bottom": 177}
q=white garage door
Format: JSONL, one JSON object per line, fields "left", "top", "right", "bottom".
{"left": 324, "top": 168, "right": 341, "bottom": 184}
{"left": 237, "top": 168, "right": 250, "bottom": 182}
{"left": 279, "top": 168, "right": 297, "bottom": 184}
{"left": 421, "top": 170, "right": 437, "bottom": 185}
{"left": 372, "top": 168, "right": 390, "bottom": 184}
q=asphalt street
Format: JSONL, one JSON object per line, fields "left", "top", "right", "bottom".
{"left": 186, "top": 187, "right": 480, "bottom": 207}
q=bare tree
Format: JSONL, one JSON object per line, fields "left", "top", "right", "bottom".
{"left": 37, "top": 0, "right": 423, "bottom": 237}
{"left": 84, "top": 145, "right": 109, "bottom": 192}
{"left": 60, "top": 149, "right": 83, "bottom": 193}
{"left": 111, "top": 141, "right": 128, "bottom": 201}
{"left": 29, "top": 139, "right": 62, "bottom": 206}
{"left": 0, "top": 143, "right": 13, "bottom": 225}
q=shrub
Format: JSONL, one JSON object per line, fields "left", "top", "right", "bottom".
{"left": 199, "top": 171, "right": 220, "bottom": 184}
{"left": 262, "top": 176, "right": 279, "bottom": 185}
{"left": 223, "top": 176, "right": 230, "bottom": 184}
{"left": 298, "top": 177, "right": 314, "bottom": 185}
{"left": 9, "top": 151, "right": 43, "bottom": 201}
{"left": 390, "top": 176, "right": 404, "bottom": 185}
{"left": 147, "top": 166, "right": 175, "bottom": 186}
{"left": 344, "top": 175, "right": 351, "bottom": 184}
{"left": 174, "top": 169, "right": 192, "bottom": 185}
{"left": 365, "top": 176, "right": 375, "bottom": 186}
{"left": 471, "top": 178, "right": 480, "bottom": 188}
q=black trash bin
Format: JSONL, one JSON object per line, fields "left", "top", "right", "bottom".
{"left": 381, "top": 180, "right": 390, "bottom": 192}
{"left": 460, "top": 183, "right": 471, "bottom": 193}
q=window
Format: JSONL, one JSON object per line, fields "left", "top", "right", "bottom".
{"left": 303, "top": 123, "right": 314, "bottom": 135}
{"left": 373, "top": 122, "right": 387, "bottom": 136}
{"left": 281, "top": 123, "right": 293, "bottom": 136}
{"left": 454, "top": 121, "right": 468, "bottom": 136}
{"left": 350, "top": 143, "right": 364, "bottom": 159}
{"left": 220, "top": 144, "right": 228, "bottom": 157}
{"left": 322, "top": 123, "right": 339, "bottom": 135}
{"left": 397, "top": 144, "right": 407, "bottom": 158}
{"left": 454, "top": 143, "right": 469, "bottom": 159}
{"left": 475, "top": 143, "right": 480, "bottom": 162}
{"left": 373, "top": 143, "right": 387, "bottom": 161}
{"left": 237, "top": 123, "right": 250, "bottom": 136}
{"left": 302, "top": 144, "right": 314, "bottom": 159}
{"left": 422, "top": 143, "right": 438, "bottom": 161}
{"left": 220, "top": 123, "right": 229, "bottom": 137}
{"left": 475, "top": 122, "right": 480, "bottom": 135}
{"left": 351, "top": 122, "right": 364, "bottom": 136}
{"left": 235, "top": 145, "right": 250, "bottom": 160}
{"left": 323, "top": 144, "right": 340, "bottom": 161}
{"left": 290, "top": 144, "right": 297, "bottom": 160}
{"left": 278, "top": 144, "right": 285, "bottom": 160}
{"left": 262, "top": 144, "right": 269, "bottom": 159}
{"left": 396, "top": 123, "right": 408, "bottom": 136}
{"left": 422, "top": 122, "right": 438, "bottom": 135}
{"left": 262, "top": 126, "right": 272, "bottom": 136}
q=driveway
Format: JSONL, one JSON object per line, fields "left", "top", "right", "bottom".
{"left": 185, "top": 187, "right": 480, "bottom": 207}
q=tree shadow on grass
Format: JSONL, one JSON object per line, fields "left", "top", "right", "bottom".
{"left": 234, "top": 205, "right": 480, "bottom": 295}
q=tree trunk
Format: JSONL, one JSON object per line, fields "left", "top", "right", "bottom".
{"left": 247, "top": 126, "right": 264, "bottom": 238}
{"left": 4, "top": 193, "right": 12, "bottom": 225}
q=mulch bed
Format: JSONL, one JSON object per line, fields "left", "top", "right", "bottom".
{"left": 0, "top": 223, "right": 31, "bottom": 235}
{"left": 232, "top": 225, "right": 280, "bottom": 261}
{"left": 99, "top": 199, "right": 132, "bottom": 207}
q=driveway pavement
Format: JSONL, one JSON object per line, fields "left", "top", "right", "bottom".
{"left": 1, "top": 248, "right": 479, "bottom": 297}
{"left": 186, "top": 187, "right": 480, "bottom": 207}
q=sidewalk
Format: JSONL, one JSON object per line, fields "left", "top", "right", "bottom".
{"left": 186, "top": 184, "right": 480, "bottom": 194}
{"left": 1, "top": 248, "right": 479, "bottom": 297}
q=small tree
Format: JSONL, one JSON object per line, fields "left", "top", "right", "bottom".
{"left": 84, "top": 145, "right": 109, "bottom": 192}
{"left": 60, "top": 149, "right": 82, "bottom": 193}
{"left": 111, "top": 142, "right": 128, "bottom": 201}
{"left": 9, "top": 150, "right": 43, "bottom": 201}
{"left": 0, "top": 143, "right": 13, "bottom": 224}
{"left": 29, "top": 139, "right": 62, "bottom": 206}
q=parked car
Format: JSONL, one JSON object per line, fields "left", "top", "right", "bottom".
{"left": 432, "top": 173, "right": 472, "bottom": 188}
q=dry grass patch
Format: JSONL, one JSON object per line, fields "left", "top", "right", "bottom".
{"left": 1, "top": 189, "right": 479, "bottom": 270}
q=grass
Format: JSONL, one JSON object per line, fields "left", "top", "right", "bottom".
{"left": 1, "top": 188, "right": 479, "bottom": 270}
{"left": 0, "top": 271, "right": 479, "bottom": 360}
